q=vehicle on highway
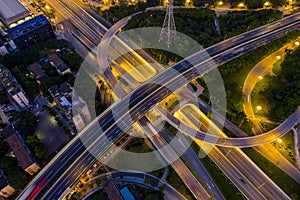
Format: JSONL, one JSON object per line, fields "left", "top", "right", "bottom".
{"left": 26, "top": 178, "right": 48, "bottom": 200}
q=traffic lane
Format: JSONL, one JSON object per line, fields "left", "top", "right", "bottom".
{"left": 159, "top": 99, "right": 300, "bottom": 147}
{"left": 48, "top": 0, "right": 100, "bottom": 44}
{"left": 63, "top": 0, "right": 300, "bottom": 78}
{"left": 177, "top": 106, "right": 267, "bottom": 199}
{"left": 139, "top": 117, "right": 210, "bottom": 200}
{"left": 223, "top": 148, "right": 290, "bottom": 199}
{"left": 181, "top": 92, "right": 245, "bottom": 137}
{"left": 45, "top": 105, "right": 197, "bottom": 199}
{"left": 192, "top": 104, "right": 294, "bottom": 199}
{"left": 157, "top": 124, "right": 225, "bottom": 200}
{"left": 129, "top": 26, "right": 298, "bottom": 147}
{"left": 44, "top": 151, "right": 94, "bottom": 199}
{"left": 205, "top": 12, "right": 300, "bottom": 56}
{"left": 43, "top": 134, "right": 112, "bottom": 199}
{"left": 208, "top": 147, "right": 267, "bottom": 200}
{"left": 48, "top": 0, "right": 101, "bottom": 44}
{"left": 62, "top": 0, "right": 108, "bottom": 34}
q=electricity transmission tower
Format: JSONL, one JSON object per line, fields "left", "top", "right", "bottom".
{"left": 159, "top": 0, "right": 176, "bottom": 48}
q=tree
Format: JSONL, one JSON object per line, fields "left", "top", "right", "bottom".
{"left": 41, "top": 61, "right": 57, "bottom": 77}
{"left": 0, "top": 156, "right": 29, "bottom": 190}
{"left": 144, "top": 192, "right": 164, "bottom": 200}
{"left": 12, "top": 66, "right": 39, "bottom": 98}
{"left": 0, "top": 90, "right": 9, "bottom": 105}
{"left": 25, "top": 135, "right": 47, "bottom": 159}
{"left": 245, "top": 0, "right": 263, "bottom": 8}
{"left": 0, "top": 138, "right": 8, "bottom": 157}
{"left": 13, "top": 111, "right": 38, "bottom": 133}
{"left": 61, "top": 52, "right": 83, "bottom": 71}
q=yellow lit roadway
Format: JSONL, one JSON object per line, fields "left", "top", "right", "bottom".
{"left": 173, "top": 103, "right": 290, "bottom": 199}
{"left": 139, "top": 117, "right": 211, "bottom": 199}
{"left": 169, "top": 103, "right": 267, "bottom": 199}
{"left": 46, "top": 0, "right": 156, "bottom": 81}
{"left": 179, "top": 88, "right": 300, "bottom": 184}
{"left": 150, "top": 117, "right": 225, "bottom": 199}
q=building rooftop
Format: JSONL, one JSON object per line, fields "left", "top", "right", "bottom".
{"left": 120, "top": 187, "right": 135, "bottom": 200}
{"left": 104, "top": 181, "right": 123, "bottom": 200}
{"left": 59, "top": 83, "right": 72, "bottom": 95}
{"left": 60, "top": 96, "right": 71, "bottom": 107}
{"left": 1, "top": 126, "right": 36, "bottom": 170}
{"left": 48, "top": 85, "right": 59, "bottom": 97}
{"left": 28, "top": 62, "right": 48, "bottom": 82}
{"left": 0, "top": 0, "right": 29, "bottom": 24}
{"left": 7, "top": 15, "right": 49, "bottom": 39}
{"left": 48, "top": 53, "right": 64, "bottom": 67}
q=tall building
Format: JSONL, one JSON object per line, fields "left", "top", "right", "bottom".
{"left": 7, "top": 15, "right": 55, "bottom": 50}
{"left": 73, "top": 113, "right": 85, "bottom": 132}
{"left": 0, "top": 37, "right": 8, "bottom": 56}
{"left": 1, "top": 126, "right": 40, "bottom": 175}
{"left": 72, "top": 96, "right": 92, "bottom": 130}
{"left": 11, "top": 90, "right": 30, "bottom": 108}
{"left": 0, "top": 66, "right": 30, "bottom": 108}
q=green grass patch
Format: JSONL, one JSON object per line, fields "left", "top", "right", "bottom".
{"left": 125, "top": 137, "right": 152, "bottom": 153}
{"left": 169, "top": 100, "right": 180, "bottom": 110}
{"left": 271, "top": 131, "right": 296, "bottom": 166}
{"left": 166, "top": 167, "right": 195, "bottom": 200}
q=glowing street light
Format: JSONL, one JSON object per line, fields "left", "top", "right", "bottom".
{"left": 238, "top": 2, "right": 245, "bottom": 8}
{"left": 264, "top": 1, "right": 270, "bottom": 6}
{"left": 45, "top": 5, "right": 50, "bottom": 9}
{"left": 276, "top": 55, "right": 281, "bottom": 60}
{"left": 256, "top": 106, "right": 262, "bottom": 111}
{"left": 277, "top": 138, "right": 283, "bottom": 143}
{"left": 295, "top": 41, "right": 299, "bottom": 46}
{"left": 218, "top": 1, "right": 223, "bottom": 6}
{"left": 258, "top": 75, "right": 263, "bottom": 80}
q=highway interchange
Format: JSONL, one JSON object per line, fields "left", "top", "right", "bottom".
{"left": 18, "top": 1, "right": 300, "bottom": 199}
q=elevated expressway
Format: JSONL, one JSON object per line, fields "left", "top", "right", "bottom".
{"left": 97, "top": 9, "right": 300, "bottom": 148}
{"left": 19, "top": 2, "right": 300, "bottom": 200}
{"left": 97, "top": 10, "right": 298, "bottom": 200}
{"left": 77, "top": 0, "right": 300, "bottom": 186}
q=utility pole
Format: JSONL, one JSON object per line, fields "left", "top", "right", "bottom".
{"left": 159, "top": 0, "right": 176, "bottom": 48}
